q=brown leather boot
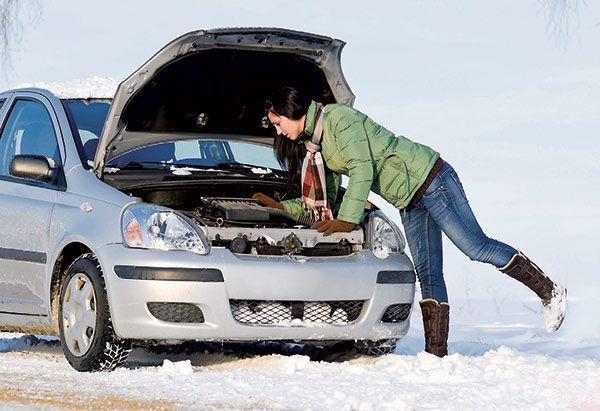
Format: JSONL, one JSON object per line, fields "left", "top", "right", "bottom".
{"left": 498, "top": 252, "right": 554, "bottom": 300}
{"left": 498, "top": 251, "right": 567, "bottom": 332}
{"left": 419, "top": 299, "right": 450, "bottom": 357}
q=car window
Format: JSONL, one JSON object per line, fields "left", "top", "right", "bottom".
{"left": 0, "top": 99, "right": 61, "bottom": 178}
{"left": 62, "top": 99, "right": 110, "bottom": 163}
{"left": 228, "top": 142, "right": 281, "bottom": 170}
{"left": 108, "top": 140, "right": 282, "bottom": 170}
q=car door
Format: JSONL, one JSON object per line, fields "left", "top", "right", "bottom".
{"left": 0, "top": 94, "right": 63, "bottom": 316}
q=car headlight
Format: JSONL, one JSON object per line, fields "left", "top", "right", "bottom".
{"left": 367, "top": 210, "right": 406, "bottom": 259}
{"left": 121, "top": 203, "right": 210, "bottom": 255}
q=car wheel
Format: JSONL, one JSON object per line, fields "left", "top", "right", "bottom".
{"left": 354, "top": 339, "right": 397, "bottom": 356}
{"left": 58, "top": 254, "right": 131, "bottom": 372}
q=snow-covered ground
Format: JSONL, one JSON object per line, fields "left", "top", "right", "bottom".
{"left": 1, "top": 320, "right": 599, "bottom": 410}
{"left": 2, "top": 238, "right": 599, "bottom": 410}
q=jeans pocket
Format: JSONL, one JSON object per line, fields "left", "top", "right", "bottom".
{"left": 422, "top": 178, "right": 446, "bottom": 198}
{"left": 448, "top": 170, "right": 467, "bottom": 200}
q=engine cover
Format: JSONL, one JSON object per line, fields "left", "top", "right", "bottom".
{"left": 208, "top": 198, "right": 271, "bottom": 222}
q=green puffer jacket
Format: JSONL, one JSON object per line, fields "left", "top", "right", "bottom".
{"left": 281, "top": 101, "right": 440, "bottom": 224}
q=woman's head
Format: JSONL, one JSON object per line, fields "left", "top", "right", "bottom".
{"left": 265, "top": 86, "right": 312, "bottom": 184}
{"left": 265, "top": 86, "right": 310, "bottom": 141}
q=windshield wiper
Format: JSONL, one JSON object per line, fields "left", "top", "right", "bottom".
{"left": 106, "top": 160, "right": 284, "bottom": 178}
{"left": 213, "top": 161, "right": 281, "bottom": 172}
{"left": 169, "top": 161, "right": 272, "bottom": 173}
{"left": 213, "top": 161, "right": 253, "bottom": 170}
{"left": 106, "top": 161, "right": 172, "bottom": 170}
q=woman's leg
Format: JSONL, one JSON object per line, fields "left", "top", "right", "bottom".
{"left": 418, "top": 161, "right": 566, "bottom": 331}
{"left": 419, "top": 161, "right": 517, "bottom": 267}
{"left": 401, "top": 204, "right": 449, "bottom": 357}
{"left": 400, "top": 204, "right": 447, "bottom": 303}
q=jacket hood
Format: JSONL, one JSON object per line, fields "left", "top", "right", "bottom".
{"left": 93, "top": 28, "right": 355, "bottom": 177}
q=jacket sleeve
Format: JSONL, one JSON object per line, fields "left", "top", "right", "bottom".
{"left": 280, "top": 168, "right": 340, "bottom": 217}
{"left": 333, "top": 110, "right": 374, "bottom": 224}
{"left": 281, "top": 198, "right": 307, "bottom": 216}
{"left": 326, "top": 169, "right": 340, "bottom": 207}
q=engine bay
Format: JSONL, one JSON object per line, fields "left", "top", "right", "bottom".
{"left": 186, "top": 197, "right": 364, "bottom": 256}
{"left": 115, "top": 180, "right": 367, "bottom": 256}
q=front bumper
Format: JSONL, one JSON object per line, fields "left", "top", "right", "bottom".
{"left": 95, "top": 244, "right": 416, "bottom": 342}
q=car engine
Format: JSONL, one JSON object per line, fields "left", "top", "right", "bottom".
{"left": 189, "top": 197, "right": 314, "bottom": 228}
{"left": 184, "top": 197, "right": 364, "bottom": 256}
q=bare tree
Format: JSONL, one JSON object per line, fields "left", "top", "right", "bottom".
{"left": 539, "top": 0, "right": 585, "bottom": 47}
{"left": 0, "top": 0, "right": 42, "bottom": 77}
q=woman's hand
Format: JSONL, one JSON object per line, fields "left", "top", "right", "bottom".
{"left": 252, "top": 192, "right": 284, "bottom": 210}
{"left": 311, "top": 219, "right": 355, "bottom": 236}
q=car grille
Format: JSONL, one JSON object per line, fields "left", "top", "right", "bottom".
{"left": 147, "top": 302, "right": 205, "bottom": 323}
{"left": 381, "top": 303, "right": 412, "bottom": 323}
{"left": 230, "top": 300, "right": 364, "bottom": 326}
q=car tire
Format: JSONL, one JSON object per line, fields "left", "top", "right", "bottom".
{"left": 354, "top": 339, "right": 397, "bottom": 356}
{"left": 58, "top": 254, "right": 131, "bottom": 372}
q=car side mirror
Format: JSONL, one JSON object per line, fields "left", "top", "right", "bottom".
{"left": 9, "top": 155, "right": 59, "bottom": 183}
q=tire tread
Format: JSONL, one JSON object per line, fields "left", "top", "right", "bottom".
{"left": 62, "top": 253, "right": 132, "bottom": 372}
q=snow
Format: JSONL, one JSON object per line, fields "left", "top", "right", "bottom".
{"left": 251, "top": 167, "right": 273, "bottom": 174}
{"left": 542, "top": 284, "right": 567, "bottom": 332}
{"left": 0, "top": 332, "right": 599, "bottom": 409}
{"left": 15, "top": 76, "right": 118, "bottom": 99}
{"left": 170, "top": 167, "right": 192, "bottom": 176}
{"left": 158, "top": 359, "right": 194, "bottom": 375}
{"left": 103, "top": 166, "right": 120, "bottom": 174}
{"left": 169, "top": 165, "right": 226, "bottom": 175}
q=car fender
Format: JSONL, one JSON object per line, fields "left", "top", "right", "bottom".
{"left": 44, "top": 188, "right": 133, "bottom": 317}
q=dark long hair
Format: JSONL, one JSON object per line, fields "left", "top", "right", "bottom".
{"left": 265, "top": 86, "right": 311, "bottom": 185}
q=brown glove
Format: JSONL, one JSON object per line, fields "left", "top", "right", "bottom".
{"left": 252, "top": 192, "right": 284, "bottom": 210}
{"left": 311, "top": 219, "right": 355, "bottom": 236}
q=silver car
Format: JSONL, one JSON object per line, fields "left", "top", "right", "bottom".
{"left": 0, "top": 28, "right": 415, "bottom": 372}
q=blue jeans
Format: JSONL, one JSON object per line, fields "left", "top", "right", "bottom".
{"left": 400, "top": 161, "right": 517, "bottom": 303}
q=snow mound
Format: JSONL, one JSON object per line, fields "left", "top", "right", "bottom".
{"left": 15, "top": 76, "right": 118, "bottom": 99}
{"left": 0, "top": 337, "right": 599, "bottom": 409}
{"left": 158, "top": 359, "right": 194, "bottom": 375}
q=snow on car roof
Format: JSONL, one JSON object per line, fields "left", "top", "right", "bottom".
{"left": 15, "top": 76, "right": 117, "bottom": 99}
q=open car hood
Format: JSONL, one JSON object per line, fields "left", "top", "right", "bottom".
{"left": 93, "top": 28, "right": 354, "bottom": 177}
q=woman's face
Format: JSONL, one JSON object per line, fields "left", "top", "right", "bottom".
{"left": 267, "top": 111, "right": 305, "bottom": 140}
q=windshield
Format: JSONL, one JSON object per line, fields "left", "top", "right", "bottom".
{"left": 62, "top": 99, "right": 111, "bottom": 164}
{"left": 106, "top": 140, "right": 283, "bottom": 171}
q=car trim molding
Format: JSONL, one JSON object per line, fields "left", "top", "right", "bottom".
{"left": 114, "top": 265, "right": 225, "bottom": 282}
{"left": 0, "top": 310, "right": 47, "bottom": 317}
{"left": 376, "top": 270, "right": 416, "bottom": 284}
{"left": 0, "top": 247, "right": 47, "bottom": 264}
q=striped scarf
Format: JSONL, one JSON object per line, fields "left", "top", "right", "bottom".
{"left": 301, "top": 103, "right": 333, "bottom": 222}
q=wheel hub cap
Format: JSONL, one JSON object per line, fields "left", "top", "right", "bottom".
{"left": 62, "top": 273, "right": 97, "bottom": 357}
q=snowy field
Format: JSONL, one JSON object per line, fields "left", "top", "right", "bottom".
{"left": 1, "top": 314, "right": 599, "bottom": 410}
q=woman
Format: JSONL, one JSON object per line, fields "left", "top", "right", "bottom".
{"left": 253, "top": 86, "right": 566, "bottom": 357}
